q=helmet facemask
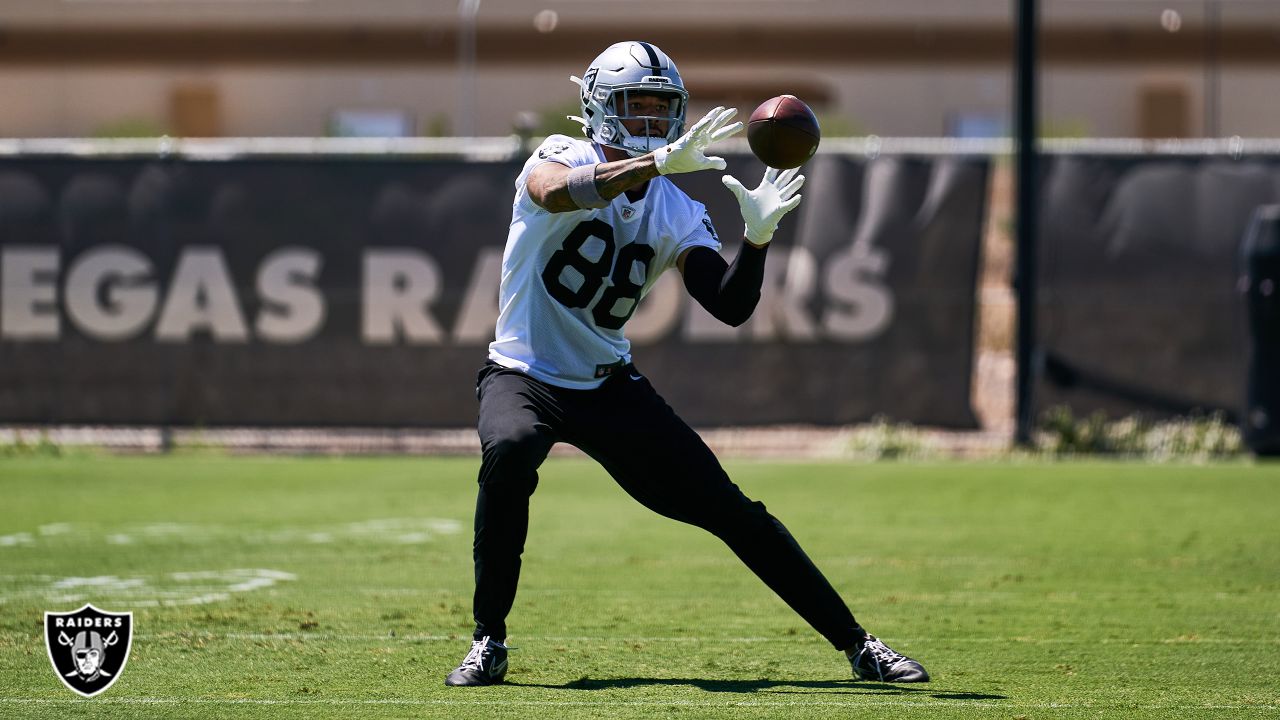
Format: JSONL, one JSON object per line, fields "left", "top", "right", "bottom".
{"left": 598, "top": 87, "right": 686, "bottom": 156}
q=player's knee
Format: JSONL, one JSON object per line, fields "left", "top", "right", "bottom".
{"left": 482, "top": 427, "right": 550, "bottom": 477}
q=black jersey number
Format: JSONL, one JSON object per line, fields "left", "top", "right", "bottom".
{"left": 541, "top": 219, "right": 655, "bottom": 331}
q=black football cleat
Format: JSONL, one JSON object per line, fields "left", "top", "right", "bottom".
{"left": 849, "top": 634, "right": 930, "bottom": 683}
{"left": 444, "top": 636, "right": 509, "bottom": 686}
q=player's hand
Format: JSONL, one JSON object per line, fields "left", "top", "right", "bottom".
{"left": 653, "top": 106, "right": 742, "bottom": 176}
{"left": 721, "top": 167, "right": 805, "bottom": 246}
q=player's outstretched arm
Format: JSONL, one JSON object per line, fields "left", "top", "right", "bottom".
{"left": 527, "top": 107, "right": 742, "bottom": 214}
{"left": 680, "top": 244, "right": 764, "bottom": 328}
{"left": 527, "top": 155, "right": 660, "bottom": 213}
{"left": 678, "top": 167, "right": 806, "bottom": 327}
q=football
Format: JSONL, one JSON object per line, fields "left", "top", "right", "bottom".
{"left": 747, "top": 95, "right": 821, "bottom": 169}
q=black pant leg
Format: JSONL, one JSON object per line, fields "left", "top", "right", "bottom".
{"left": 568, "top": 372, "right": 863, "bottom": 651}
{"left": 472, "top": 365, "right": 561, "bottom": 642}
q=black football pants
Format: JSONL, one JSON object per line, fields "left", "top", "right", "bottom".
{"left": 470, "top": 361, "right": 864, "bottom": 651}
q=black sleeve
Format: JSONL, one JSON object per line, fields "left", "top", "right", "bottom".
{"left": 680, "top": 242, "right": 769, "bottom": 327}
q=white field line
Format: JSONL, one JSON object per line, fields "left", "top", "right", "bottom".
{"left": 0, "top": 698, "right": 1276, "bottom": 711}
{"left": 0, "top": 569, "right": 297, "bottom": 607}
{"left": 114, "top": 632, "right": 1280, "bottom": 646}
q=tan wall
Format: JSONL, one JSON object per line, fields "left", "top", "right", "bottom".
{"left": 1, "top": 1, "right": 1278, "bottom": 139}
{"left": 6, "top": 60, "right": 1277, "bottom": 139}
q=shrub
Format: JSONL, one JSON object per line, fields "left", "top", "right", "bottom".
{"left": 1036, "top": 406, "right": 1242, "bottom": 460}
{"left": 847, "top": 416, "right": 931, "bottom": 460}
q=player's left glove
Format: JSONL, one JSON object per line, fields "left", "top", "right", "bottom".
{"left": 721, "top": 167, "right": 805, "bottom": 246}
{"left": 653, "top": 106, "right": 742, "bottom": 176}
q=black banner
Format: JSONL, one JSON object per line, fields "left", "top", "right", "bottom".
{"left": 1036, "top": 155, "right": 1280, "bottom": 421}
{"left": 0, "top": 152, "right": 987, "bottom": 427}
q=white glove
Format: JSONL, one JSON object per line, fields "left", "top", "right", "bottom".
{"left": 653, "top": 106, "right": 742, "bottom": 176}
{"left": 721, "top": 167, "right": 805, "bottom": 246}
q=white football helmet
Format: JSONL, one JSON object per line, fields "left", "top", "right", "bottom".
{"left": 569, "top": 41, "right": 688, "bottom": 157}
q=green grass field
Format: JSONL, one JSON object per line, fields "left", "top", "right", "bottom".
{"left": 1, "top": 454, "right": 1278, "bottom": 719}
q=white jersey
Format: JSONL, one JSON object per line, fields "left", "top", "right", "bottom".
{"left": 489, "top": 135, "right": 721, "bottom": 389}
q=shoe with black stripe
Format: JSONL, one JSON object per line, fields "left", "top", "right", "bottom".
{"left": 444, "top": 636, "right": 508, "bottom": 686}
{"left": 849, "top": 634, "right": 930, "bottom": 683}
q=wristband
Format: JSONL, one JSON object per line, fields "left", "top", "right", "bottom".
{"left": 566, "top": 163, "right": 609, "bottom": 209}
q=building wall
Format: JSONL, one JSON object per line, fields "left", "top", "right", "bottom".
{"left": 4, "top": 60, "right": 1273, "bottom": 139}
{"left": 1, "top": 0, "right": 1277, "bottom": 139}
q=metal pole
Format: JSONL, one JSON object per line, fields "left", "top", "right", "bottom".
{"left": 457, "top": 0, "right": 480, "bottom": 137}
{"left": 1013, "top": 0, "right": 1040, "bottom": 446}
{"left": 1204, "top": 0, "right": 1221, "bottom": 137}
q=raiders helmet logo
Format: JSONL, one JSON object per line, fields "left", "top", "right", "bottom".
{"left": 44, "top": 604, "right": 133, "bottom": 698}
{"left": 580, "top": 67, "right": 599, "bottom": 103}
{"left": 538, "top": 142, "right": 572, "bottom": 160}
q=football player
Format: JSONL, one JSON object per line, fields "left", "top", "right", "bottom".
{"left": 446, "top": 40, "right": 929, "bottom": 687}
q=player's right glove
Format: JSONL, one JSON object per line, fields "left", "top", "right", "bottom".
{"left": 653, "top": 106, "right": 742, "bottom": 176}
{"left": 721, "top": 167, "right": 805, "bottom": 246}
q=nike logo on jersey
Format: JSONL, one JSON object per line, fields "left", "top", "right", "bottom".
{"left": 630, "top": 374, "right": 643, "bottom": 381}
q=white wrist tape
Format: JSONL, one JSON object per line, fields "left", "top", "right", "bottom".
{"left": 566, "top": 164, "right": 609, "bottom": 209}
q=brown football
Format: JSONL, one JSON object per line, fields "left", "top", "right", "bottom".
{"left": 747, "top": 95, "right": 821, "bottom": 169}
